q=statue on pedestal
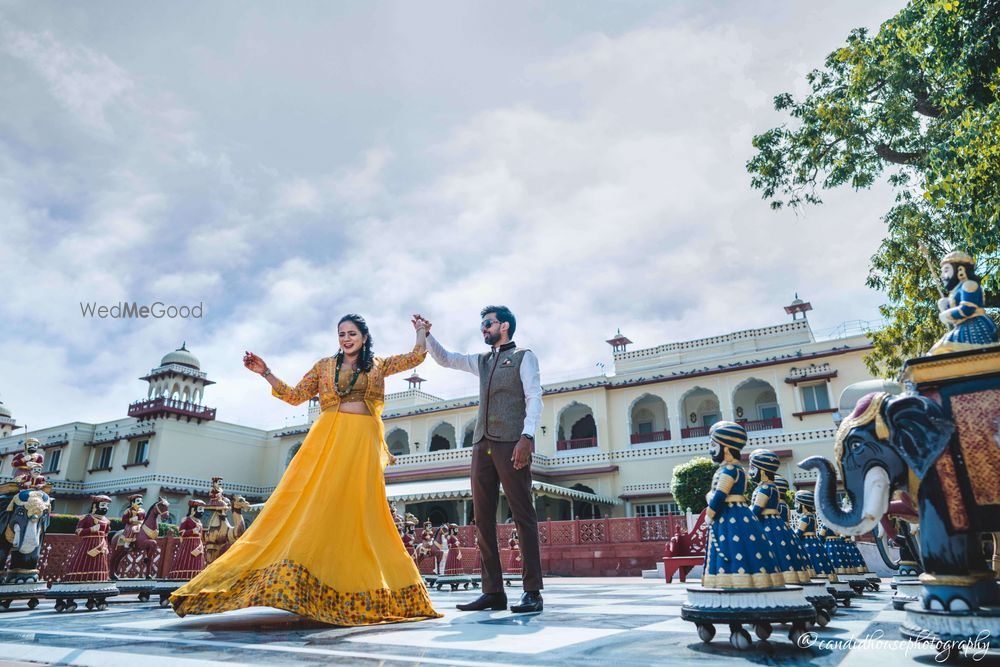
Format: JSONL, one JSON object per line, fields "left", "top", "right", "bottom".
{"left": 390, "top": 501, "right": 403, "bottom": 531}
{"left": 0, "top": 487, "right": 51, "bottom": 583}
{"left": 202, "top": 494, "right": 249, "bottom": 564}
{"left": 402, "top": 520, "right": 416, "bottom": 552}
{"left": 681, "top": 422, "right": 816, "bottom": 649}
{"left": 748, "top": 450, "right": 810, "bottom": 585}
{"left": 64, "top": 495, "right": 112, "bottom": 582}
{"left": 929, "top": 251, "right": 998, "bottom": 355}
{"left": 167, "top": 500, "right": 206, "bottom": 580}
{"left": 206, "top": 476, "right": 229, "bottom": 509}
{"left": 109, "top": 496, "right": 169, "bottom": 581}
{"left": 798, "top": 275, "right": 1000, "bottom": 646}
{"left": 46, "top": 494, "right": 119, "bottom": 612}
{"left": 506, "top": 528, "right": 522, "bottom": 573}
{"left": 11, "top": 439, "right": 43, "bottom": 488}
{"left": 772, "top": 473, "right": 836, "bottom": 622}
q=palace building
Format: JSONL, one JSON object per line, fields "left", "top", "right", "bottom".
{"left": 0, "top": 300, "right": 879, "bottom": 526}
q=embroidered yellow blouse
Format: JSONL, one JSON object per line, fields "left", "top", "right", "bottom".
{"left": 270, "top": 345, "right": 426, "bottom": 427}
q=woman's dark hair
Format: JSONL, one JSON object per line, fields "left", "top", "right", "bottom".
{"left": 337, "top": 314, "right": 375, "bottom": 372}
{"left": 480, "top": 305, "right": 516, "bottom": 337}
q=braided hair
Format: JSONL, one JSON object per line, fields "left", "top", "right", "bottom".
{"left": 337, "top": 314, "right": 375, "bottom": 372}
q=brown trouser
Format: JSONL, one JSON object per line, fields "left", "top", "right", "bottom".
{"left": 471, "top": 437, "right": 543, "bottom": 594}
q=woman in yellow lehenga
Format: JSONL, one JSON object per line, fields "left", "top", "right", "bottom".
{"left": 170, "top": 314, "right": 442, "bottom": 625}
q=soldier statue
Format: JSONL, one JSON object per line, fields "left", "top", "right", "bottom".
{"left": 167, "top": 500, "right": 207, "bottom": 580}
{"left": 11, "top": 438, "right": 44, "bottom": 488}
{"left": 63, "top": 495, "right": 113, "bottom": 582}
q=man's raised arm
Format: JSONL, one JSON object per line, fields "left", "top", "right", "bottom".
{"left": 426, "top": 333, "right": 480, "bottom": 376}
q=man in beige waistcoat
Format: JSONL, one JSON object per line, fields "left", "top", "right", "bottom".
{"left": 415, "top": 307, "right": 544, "bottom": 613}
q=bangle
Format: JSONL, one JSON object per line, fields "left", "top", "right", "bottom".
{"left": 262, "top": 367, "right": 272, "bottom": 378}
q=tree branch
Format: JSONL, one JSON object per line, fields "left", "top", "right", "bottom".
{"left": 912, "top": 89, "right": 943, "bottom": 118}
{"left": 875, "top": 143, "right": 926, "bottom": 164}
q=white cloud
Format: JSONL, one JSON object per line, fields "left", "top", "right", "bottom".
{"left": 0, "top": 4, "right": 900, "bottom": 432}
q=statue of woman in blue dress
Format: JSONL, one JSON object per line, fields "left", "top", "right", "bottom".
{"left": 794, "top": 491, "right": 834, "bottom": 580}
{"left": 773, "top": 474, "right": 814, "bottom": 578}
{"left": 749, "top": 450, "right": 811, "bottom": 584}
{"left": 818, "top": 521, "right": 853, "bottom": 576}
{"left": 929, "top": 250, "right": 998, "bottom": 355}
{"left": 702, "top": 422, "right": 784, "bottom": 589}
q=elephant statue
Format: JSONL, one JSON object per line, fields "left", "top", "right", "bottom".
{"left": 0, "top": 488, "right": 53, "bottom": 583}
{"left": 800, "top": 391, "right": 999, "bottom": 613}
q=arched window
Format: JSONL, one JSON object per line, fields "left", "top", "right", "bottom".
{"left": 386, "top": 429, "right": 410, "bottom": 456}
{"left": 629, "top": 394, "right": 670, "bottom": 443}
{"left": 429, "top": 422, "right": 456, "bottom": 451}
{"left": 732, "top": 378, "right": 782, "bottom": 431}
{"left": 557, "top": 403, "right": 597, "bottom": 451}
{"left": 679, "top": 387, "right": 721, "bottom": 438}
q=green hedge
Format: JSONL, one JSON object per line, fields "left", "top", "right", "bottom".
{"left": 670, "top": 457, "right": 716, "bottom": 514}
{"left": 46, "top": 514, "right": 177, "bottom": 537}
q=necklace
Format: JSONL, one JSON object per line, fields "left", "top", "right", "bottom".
{"left": 334, "top": 355, "right": 363, "bottom": 397}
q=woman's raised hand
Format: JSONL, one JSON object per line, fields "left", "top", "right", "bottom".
{"left": 243, "top": 351, "right": 267, "bottom": 374}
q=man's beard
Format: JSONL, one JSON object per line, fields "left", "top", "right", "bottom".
{"left": 95, "top": 507, "right": 108, "bottom": 515}
{"left": 943, "top": 266, "right": 962, "bottom": 291}
{"left": 484, "top": 331, "right": 501, "bottom": 346}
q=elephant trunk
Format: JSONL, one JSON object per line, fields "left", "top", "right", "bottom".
{"left": 800, "top": 456, "right": 890, "bottom": 535}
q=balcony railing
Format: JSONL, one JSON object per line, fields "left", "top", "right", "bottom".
{"left": 556, "top": 436, "right": 597, "bottom": 451}
{"left": 630, "top": 430, "right": 671, "bottom": 444}
{"left": 737, "top": 417, "right": 783, "bottom": 432}
{"left": 128, "top": 397, "right": 216, "bottom": 421}
{"left": 681, "top": 425, "right": 710, "bottom": 439}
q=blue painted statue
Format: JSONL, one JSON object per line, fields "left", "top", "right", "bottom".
{"left": 929, "top": 250, "right": 998, "bottom": 355}
{"left": 702, "top": 422, "right": 783, "bottom": 589}
{"left": 748, "top": 450, "right": 811, "bottom": 584}
{"left": 793, "top": 491, "right": 834, "bottom": 580}
{"left": 773, "top": 474, "right": 814, "bottom": 578}
{"left": 817, "top": 522, "right": 854, "bottom": 576}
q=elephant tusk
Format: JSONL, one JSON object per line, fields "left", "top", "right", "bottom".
{"left": 831, "top": 466, "right": 891, "bottom": 536}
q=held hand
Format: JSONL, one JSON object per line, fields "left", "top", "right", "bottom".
{"left": 243, "top": 351, "right": 267, "bottom": 374}
{"left": 512, "top": 436, "right": 533, "bottom": 470}
{"left": 412, "top": 314, "right": 432, "bottom": 333}
{"left": 387, "top": 452, "right": 398, "bottom": 465}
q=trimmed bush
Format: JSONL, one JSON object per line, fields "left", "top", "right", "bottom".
{"left": 670, "top": 457, "right": 717, "bottom": 514}
{"left": 46, "top": 514, "right": 124, "bottom": 534}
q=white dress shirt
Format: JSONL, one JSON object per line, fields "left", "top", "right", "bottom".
{"left": 425, "top": 333, "right": 543, "bottom": 438}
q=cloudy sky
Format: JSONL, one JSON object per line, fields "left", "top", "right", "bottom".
{"left": 0, "top": 1, "right": 902, "bottom": 431}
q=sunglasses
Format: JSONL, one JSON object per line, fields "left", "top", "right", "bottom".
{"left": 481, "top": 319, "right": 499, "bottom": 331}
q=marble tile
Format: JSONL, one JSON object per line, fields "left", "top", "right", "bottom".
{"left": 347, "top": 623, "right": 625, "bottom": 655}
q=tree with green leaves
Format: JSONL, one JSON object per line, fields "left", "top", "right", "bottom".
{"left": 671, "top": 456, "right": 717, "bottom": 514}
{"left": 748, "top": 0, "right": 1000, "bottom": 374}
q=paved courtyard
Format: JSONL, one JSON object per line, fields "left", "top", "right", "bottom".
{"left": 0, "top": 578, "right": 986, "bottom": 666}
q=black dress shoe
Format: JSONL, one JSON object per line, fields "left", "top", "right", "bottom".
{"left": 456, "top": 592, "right": 508, "bottom": 611}
{"left": 510, "top": 590, "right": 543, "bottom": 613}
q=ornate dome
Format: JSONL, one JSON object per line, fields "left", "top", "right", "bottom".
{"left": 160, "top": 342, "right": 201, "bottom": 370}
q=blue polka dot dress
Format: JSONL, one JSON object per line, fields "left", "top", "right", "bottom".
{"left": 702, "top": 463, "right": 785, "bottom": 589}
{"left": 794, "top": 513, "right": 834, "bottom": 579}
{"left": 751, "top": 482, "right": 812, "bottom": 584}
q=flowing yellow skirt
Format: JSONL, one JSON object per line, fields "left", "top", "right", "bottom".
{"left": 170, "top": 411, "right": 441, "bottom": 625}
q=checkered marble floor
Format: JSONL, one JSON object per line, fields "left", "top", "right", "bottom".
{"left": 0, "top": 578, "right": 975, "bottom": 666}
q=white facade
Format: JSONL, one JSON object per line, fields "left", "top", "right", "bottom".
{"left": 0, "top": 315, "right": 878, "bottom": 523}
